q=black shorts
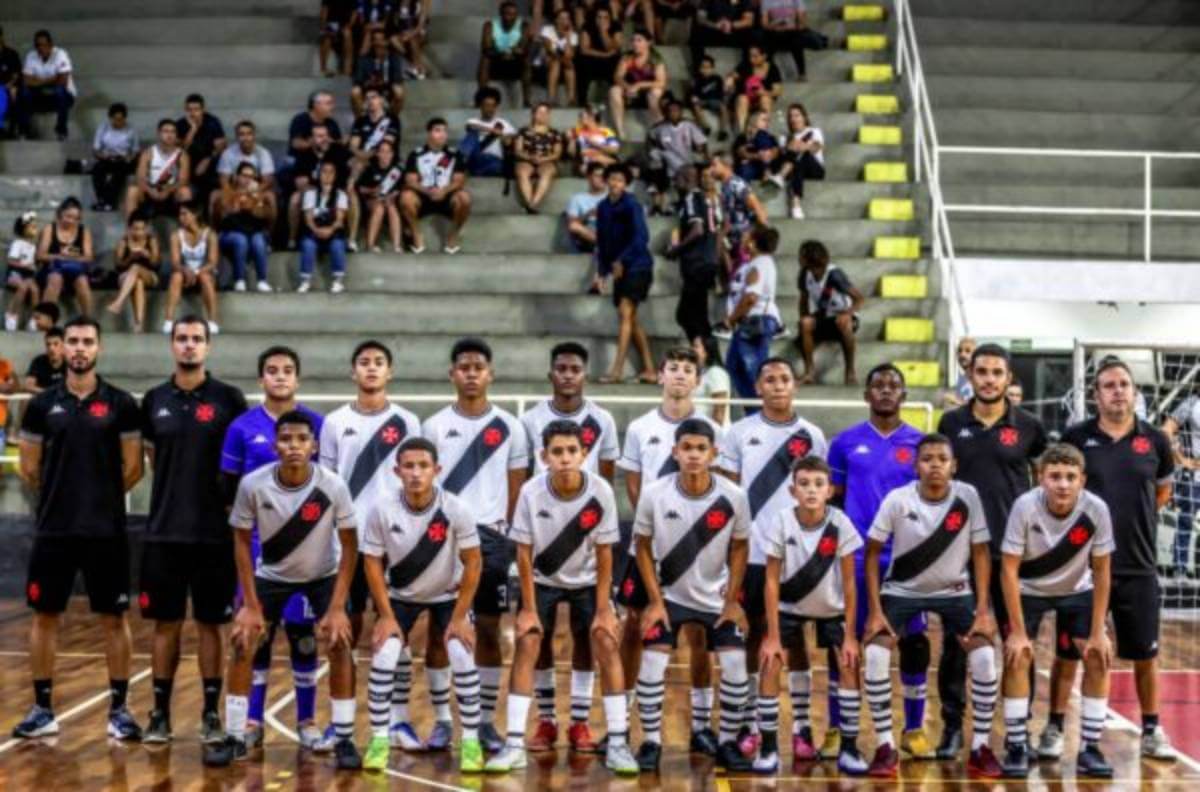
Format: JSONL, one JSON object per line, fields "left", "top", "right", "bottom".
{"left": 27, "top": 535, "right": 131, "bottom": 615}
{"left": 779, "top": 613, "right": 845, "bottom": 650}
{"left": 392, "top": 597, "right": 460, "bottom": 637}
{"left": 1022, "top": 591, "right": 1093, "bottom": 654}
{"left": 348, "top": 556, "right": 370, "bottom": 615}
{"left": 813, "top": 315, "right": 858, "bottom": 343}
{"left": 879, "top": 593, "right": 976, "bottom": 641}
{"left": 417, "top": 193, "right": 454, "bottom": 217}
{"left": 139, "top": 541, "right": 236, "bottom": 624}
{"left": 612, "top": 269, "right": 653, "bottom": 307}
{"left": 740, "top": 562, "right": 766, "bottom": 619}
{"left": 616, "top": 553, "right": 649, "bottom": 609}
{"left": 989, "top": 557, "right": 1012, "bottom": 635}
{"left": 643, "top": 600, "right": 745, "bottom": 651}
{"left": 525, "top": 583, "right": 597, "bottom": 640}
{"left": 256, "top": 575, "right": 339, "bottom": 624}
{"left": 143, "top": 196, "right": 181, "bottom": 219}
{"left": 1109, "top": 574, "right": 1160, "bottom": 661}
{"left": 5, "top": 267, "right": 35, "bottom": 287}
{"left": 475, "top": 524, "right": 514, "bottom": 616}
{"left": 489, "top": 55, "right": 527, "bottom": 82}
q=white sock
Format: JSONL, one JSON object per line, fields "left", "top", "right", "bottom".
{"left": 225, "top": 694, "right": 248, "bottom": 741}
{"left": 746, "top": 672, "right": 760, "bottom": 734}
{"left": 391, "top": 646, "right": 412, "bottom": 724}
{"left": 1004, "top": 697, "right": 1029, "bottom": 747}
{"left": 864, "top": 643, "right": 894, "bottom": 749}
{"left": 690, "top": 687, "right": 714, "bottom": 733}
{"left": 636, "top": 650, "right": 670, "bottom": 745}
{"left": 447, "top": 638, "right": 481, "bottom": 740}
{"left": 1080, "top": 696, "right": 1106, "bottom": 747}
{"left": 479, "top": 665, "right": 502, "bottom": 725}
{"left": 717, "top": 651, "right": 749, "bottom": 744}
{"left": 369, "top": 636, "right": 402, "bottom": 737}
{"left": 603, "top": 694, "right": 628, "bottom": 746}
{"left": 789, "top": 670, "right": 812, "bottom": 734}
{"left": 968, "top": 646, "right": 997, "bottom": 751}
{"left": 570, "top": 670, "right": 594, "bottom": 725}
{"left": 428, "top": 666, "right": 452, "bottom": 723}
{"left": 505, "top": 693, "right": 531, "bottom": 749}
{"left": 331, "top": 697, "right": 356, "bottom": 741}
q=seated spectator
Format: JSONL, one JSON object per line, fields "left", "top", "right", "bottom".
{"left": 217, "top": 120, "right": 276, "bottom": 192}
{"left": 354, "top": 138, "right": 405, "bottom": 251}
{"left": 758, "top": 0, "right": 827, "bottom": 80}
{"left": 733, "top": 110, "right": 782, "bottom": 185}
{"left": 349, "top": 86, "right": 401, "bottom": 182}
{"left": 693, "top": 334, "right": 731, "bottom": 424}
{"left": 163, "top": 201, "right": 220, "bottom": 335}
{"left": 1, "top": 27, "right": 22, "bottom": 137}
{"left": 348, "top": 0, "right": 398, "bottom": 60}
{"left": 390, "top": 0, "right": 431, "bottom": 79}
{"left": 125, "top": 119, "right": 192, "bottom": 221}
{"left": 575, "top": 5, "right": 622, "bottom": 107}
{"left": 653, "top": 0, "right": 694, "bottom": 42}
{"left": 176, "top": 93, "right": 227, "bottom": 209}
{"left": 17, "top": 29, "right": 75, "bottom": 141}
{"left": 536, "top": 9, "right": 578, "bottom": 107}
{"left": 796, "top": 239, "right": 863, "bottom": 385}
{"left": 513, "top": 103, "right": 564, "bottom": 213}
{"left": 28, "top": 301, "right": 59, "bottom": 333}
{"left": 608, "top": 29, "right": 667, "bottom": 140}
{"left": 729, "top": 44, "right": 782, "bottom": 133}
{"left": 689, "top": 0, "right": 755, "bottom": 68}
{"left": 22, "top": 325, "right": 65, "bottom": 393}
{"left": 288, "top": 122, "right": 352, "bottom": 248}
{"left": 687, "top": 55, "right": 729, "bottom": 141}
{"left": 477, "top": 1, "right": 532, "bottom": 108}
{"left": 565, "top": 161, "right": 606, "bottom": 259}
{"left": 401, "top": 118, "right": 471, "bottom": 253}
{"left": 718, "top": 225, "right": 781, "bottom": 400}
{"left": 461, "top": 87, "right": 516, "bottom": 177}
{"left": 352, "top": 28, "right": 405, "bottom": 116}
{"left": 645, "top": 96, "right": 707, "bottom": 215}
{"left": 219, "top": 163, "right": 276, "bottom": 293}
{"left": 37, "top": 197, "right": 94, "bottom": 316}
{"left": 287, "top": 90, "right": 344, "bottom": 165}
{"left": 664, "top": 164, "right": 720, "bottom": 341}
{"left": 0, "top": 352, "right": 14, "bottom": 447}
{"left": 319, "top": 0, "right": 357, "bottom": 77}
{"left": 299, "top": 161, "right": 350, "bottom": 294}
{"left": 777, "top": 102, "right": 824, "bottom": 218}
{"left": 567, "top": 106, "right": 619, "bottom": 174}
{"left": 90, "top": 103, "right": 139, "bottom": 212}
{"left": 6, "top": 212, "right": 41, "bottom": 331}
{"left": 106, "top": 215, "right": 161, "bottom": 332}
{"left": 707, "top": 153, "right": 767, "bottom": 272}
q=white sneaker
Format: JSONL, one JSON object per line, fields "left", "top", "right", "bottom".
{"left": 1141, "top": 726, "right": 1177, "bottom": 760}
{"left": 27, "top": 318, "right": 38, "bottom": 332}
{"left": 1036, "top": 722, "right": 1064, "bottom": 760}
{"left": 484, "top": 744, "right": 527, "bottom": 773}
{"left": 330, "top": 279, "right": 345, "bottom": 294}
{"left": 255, "top": 280, "right": 273, "bottom": 293}
{"left": 297, "top": 279, "right": 311, "bottom": 293}
{"left": 4, "top": 313, "right": 17, "bottom": 331}
{"left": 790, "top": 200, "right": 805, "bottom": 220}
{"left": 234, "top": 279, "right": 247, "bottom": 292}
{"left": 767, "top": 172, "right": 786, "bottom": 189}
{"left": 161, "top": 320, "right": 173, "bottom": 334}
{"left": 347, "top": 239, "right": 358, "bottom": 253}
{"left": 388, "top": 722, "right": 423, "bottom": 751}
{"left": 207, "top": 321, "right": 220, "bottom": 335}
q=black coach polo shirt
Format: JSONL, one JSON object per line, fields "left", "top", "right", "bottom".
{"left": 1061, "top": 418, "right": 1173, "bottom": 578}
{"left": 142, "top": 374, "right": 248, "bottom": 544}
{"left": 938, "top": 399, "right": 1048, "bottom": 555}
{"left": 19, "top": 377, "right": 141, "bottom": 537}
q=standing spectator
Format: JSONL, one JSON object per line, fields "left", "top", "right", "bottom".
{"left": 576, "top": 5, "right": 622, "bottom": 107}
{"left": 163, "top": 201, "right": 220, "bottom": 335}
{"left": 176, "top": 94, "right": 227, "bottom": 211}
{"left": 687, "top": 56, "right": 729, "bottom": 141}
{"left": 348, "top": 0, "right": 397, "bottom": 59}
{"left": 732, "top": 110, "right": 782, "bottom": 185}
{"left": 0, "top": 26, "right": 20, "bottom": 137}
{"left": 513, "top": 103, "right": 564, "bottom": 214}
{"left": 298, "top": 161, "right": 349, "bottom": 294}
{"left": 219, "top": 163, "right": 276, "bottom": 293}
{"left": 565, "top": 161, "right": 607, "bottom": 257}
{"left": 758, "top": 0, "right": 827, "bottom": 80}
{"left": 1163, "top": 397, "right": 1200, "bottom": 578}
{"left": 729, "top": 44, "right": 782, "bottom": 134}
{"left": 22, "top": 326, "right": 65, "bottom": 393}
{"left": 217, "top": 121, "right": 276, "bottom": 193}
{"left": 537, "top": 8, "right": 578, "bottom": 107}
{"left": 17, "top": 30, "right": 75, "bottom": 141}
{"left": 125, "top": 119, "right": 192, "bottom": 221}
{"left": 708, "top": 153, "right": 768, "bottom": 273}
{"left": 106, "top": 215, "right": 161, "bottom": 333}
{"left": 27, "top": 302, "right": 59, "bottom": 333}
{"left": 796, "top": 239, "right": 863, "bottom": 385}
{"left": 400, "top": 118, "right": 472, "bottom": 254}
{"left": 288, "top": 122, "right": 351, "bottom": 248}
{"left": 664, "top": 164, "right": 720, "bottom": 342}
{"left": 943, "top": 336, "right": 977, "bottom": 408}
{"left": 719, "top": 225, "right": 781, "bottom": 401}
{"left": 689, "top": 0, "right": 755, "bottom": 68}
{"left": 777, "top": 103, "right": 824, "bottom": 218}
{"left": 693, "top": 335, "right": 731, "bottom": 425}
{"left": 6, "top": 212, "right": 41, "bottom": 331}
{"left": 567, "top": 106, "right": 620, "bottom": 174}
{"left": 478, "top": 2, "right": 532, "bottom": 108}
{"left": 608, "top": 30, "right": 667, "bottom": 140}
{"left": 37, "top": 197, "right": 94, "bottom": 317}
{"left": 461, "top": 87, "right": 516, "bottom": 177}
{"left": 90, "top": 104, "right": 139, "bottom": 212}
{"left": 319, "top": 0, "right": 357, "bottom": 77}
{"left": 645, "top": 97, "right": 708, "bottom": 215}
{"left": 390, "top": 0, "right": 432, "bottom": 79}
{"left": 352, "top": 29, "right": 405, "bottom": 116}
{"left": 349, "top": 87, "right": 401, "bottom": 183}
{"left": 595, "top": 163, "right": 656, "bottom": 384}
{"left": 355, "top": 138, "right": 405, "bottom": 252}
{"left": 287, "top": 91, "right": 344, "bottom": 164}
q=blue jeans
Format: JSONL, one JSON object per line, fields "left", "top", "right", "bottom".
{"left": 299, "top": 235, "right": 346, "bottom": 277}
{"left": 220, "top": 230, "right": 268, "bottom": 281}
{"left": 726, "top": 316, "right": 780, "bottom": 403}
{"left": 1176, "top": 474, "right": 1195, "bottom": 573}
{"left": 460, "top": 130, "right": 505, "bottom": 177}
{"left": 18, "top": 84, "right": 74, "bottom": 136}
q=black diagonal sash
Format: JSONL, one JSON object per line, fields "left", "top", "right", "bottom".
{"left": 347, "top": 414, "right": 410, "bottom": 499}
{"left": 1019, "top": 513, "right": 1097, "bottom": 580}
{"left": 658, "top": 495, "right": 736, "bottom": 587}
{"left": 388, "top": 508, "right": 452, "bottom": 589}
{"left": 656, "top": 453, "right": 680, "bottom": 479}
{"left": 442, "top": 416, "right": 510, "bottom": 495}
{"left": 779, "top": 520, "right": 841, "bottom": 603}
{"left": 534, "top": 496, "right": 605, "bottom": 579}
{"left": 747, "top": 428, "right": 814, "bottom": 518}
{"left": 579, "top": 414, "right": 603, "bottom": 454}
{"left": 889, "top": 497, "right": 971, "bottom": 582}
{"left": 261, "top": 488, "right": 333, "bottom": 566}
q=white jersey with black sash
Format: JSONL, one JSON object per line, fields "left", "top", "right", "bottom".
{"left": 422, "top": 404, "right": 528, "bottom": 527}
{"left": 230, "top": 463, "right": 356, "bottom": 584}
{"left": 510, "top": 472, "right": 620, "bottom": 589}
{"left": 633, "top": 474, "right": 751, "bottom": 614}
{"left": 520, "top": 398, "right": 620, "bottom": 476}
{"left": 1001, "top": 488, "right": 1115, "bottom": 598}
{"left": 869, "top": 480, "right": 989, "bottom": 599}
{"left": 766, "top": 506, "right": 862, "bottom": 619}
{"left": 361, "top": 487, "right": 479, "bottom": 603}
{"left": 618, "top": 407, "right": 724, "bottom": 483}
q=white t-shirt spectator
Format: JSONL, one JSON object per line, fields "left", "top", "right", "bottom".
{"left": 7, "top": 238, "right": 37, "bottom": 272}
{"left": 23, "top": 46, "right": 75, "bottom": 95}
{"left": 731, "top": 254, "right": 781, "bottom": 324}
{"left": 761, "top": 0, "right": 807, "bottom": 26}
{"left": 784, "top": 126, "right": 825, "bottom": 166}
{"left": 302, "top": 187, "right": 350, "bottom": 214}
{"left": 695, "top": 365, "right": 732, "bottom": 423}
{"left": 465, "top": 117, "right": 516, "bottom": 160}
{"left": 217, "top": 144, "right": 276, "bottom": 178}
{"left": 93, "top": 122, "right": 139, "bottom": 159}
{"left": 566, "top": 190, "right": 604, "bottom": 231}
{"left": 537, "top": 25, "right": 578, "bottom": 65}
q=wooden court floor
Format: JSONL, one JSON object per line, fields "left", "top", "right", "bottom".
{"left": 0, "top": 599, "right": 1197, "bottom": 791}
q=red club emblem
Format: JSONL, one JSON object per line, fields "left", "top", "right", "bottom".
{"left": 195, "top": 403, "right": 215, "bottom": 423}
{"left": 27, "top": 582, "right": 40, "bottom": 603}
{"left": 483, "top": 428, "right": 503, "bottom": 447}
{"left": 139, "top": 592, "right": 151, "bottom": 610}
{"left": 944, "top": 511, "right": 965, "bottom": 532}
{"left": 1131, "top": 436, "right": 1152, "bottom": 455}
{"left": 998, "top": 427, "right": 1019, "bottom": 447}
{"left": 644, "top": 623, "right": 663, "bottom": 641}
{"left": 381, "top": 425, "right": 401, "bottom": 445}
{"left": 1058, "top": 631, "right": 1071, "bottom": 651}
{"left": 817, "top": 536, "right": 837, "bottom": 557}
{"left": 579, "top": 509, "right": 600, "bottom": 531}
{"left": 427, "top": 520, "right": 448, "bottom": 542}
{"left": 1068, "top": 525, "right": 1090, "bottom": 546}
{"left": 88, "top": 401, "right": 109, "bottom": 419}
{"left": 301, "top": 502, "right": 322, "bottom": 522}
{"left": 580, "top": 427, "right": 597, "bottom": 448}
{"left": 894, "top": 447, "right": 914, "bottom": 464}
{"left": 706, "top": 509, "right": 728, "bottom": 531}
{"left": 622, "top": 577, "right": 635, "bottom": 598}
{"left": 787, "top": 437, "right": 810, "bottom": 458}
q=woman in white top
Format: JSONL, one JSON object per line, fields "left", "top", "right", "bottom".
{"left": 693, "top": 334, "right": 731, "bottom": 425}
{"left": 5, "top": 212, "right": 40, "bottom": 331}
{"left": 163, "top": 201, "right": 220, "bottom": 335}
{"left": 718, "top": 225, "right": 781, "bottom": 400}
{"left": 539, "top": 9, "right": 579, "bottom": 106}
{"left": 298, "top": 160, "right": 349, "bottom": 294}
{"left": 778, "top": 102, "right": 825, "bottom": 219}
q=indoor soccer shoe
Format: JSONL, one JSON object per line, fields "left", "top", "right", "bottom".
{"left": 636, "top": 741, "right": 662, "bottom": 772}
{"left": 1141, "top": 726, "right": 1178, "bottom": 761}
{"left": 363, "top": 735, "right": 389, "bottom": 772}
{"left": 200, "top": 711, "right": 224, "bottom": 745}
{"left": 527, "top": 718, "right": 558, "bottom": 752}
{"left": 1037, "top": 722, "right": 1064, "bottom": 759}
{"left": 736, "top": 726, "right": 760, "bottom": 757}
{"left": 716, "top": 740, "right": 753, "bottom": 773}
{"left": 312, "top": 724, "right": 337, "bottom": 753}
{"left": 1077, "top": 745, "right": 1114, "bottom": 778}
{"left": 142, "top": 709, "right": 171, "bottom": 744}
{"left": 460, "top": 737, "right": 485, "bottom": 773}
{"left": 792, "top": 727, "right": 818, "bottom": 760}
{"left": 388, "top": 721, "right": 422, "bottom": 751}
{"left": 837, "top": 746, "right": 869, "bottom": 776}
{"left": 484, "top": 745, "right": 528, "bottom": 773}
{"left": 901, "top": 727, "right": 935, "bottom": 759}
{"left": 479, "top": 723, "right": 505, "bottom": 754}
{"left": 425, "top": 721, "right": 454, "bottom": 752}
{"left": 1002, "top": 741, "right": 1031, "bottom": 778}
{"left": 605, "top": 741, "right": 639, "bottom": 776}
{"left": 867, "top": 743, "right": 899, "bottom": 778}
{"left": 203, "top": 735, "right": 247, "bottom": 766}
{"left": 935, "top": 726, "right": 963, "bottom": 759}
{"left": 335, "top": 737, "right": 362, "bottom": 770}
{"left": 817, "top": 727, "right": 841, "bottom": 759}
{"left": 12, "top": 705, "right": 59, "bottom": 738}
{"left": 967, "top": 745, "right": 1003, "bottom": 778}
{"left": 752, "top": 750, "right": 780, "bottom": 774}
{"left": 690, "top": 727, "right": 719, "bottom": 756}
{"left": 244, "top": 723, "right": 264, "bottom": 750}
{"left": 568, "top": 722, "right": 599, "bottom": 752}
{"left": 298, "top": 722, "right": 323, "bottom": 750}
{"left": 107, "top": 708, "right": 143, "bottom": 741}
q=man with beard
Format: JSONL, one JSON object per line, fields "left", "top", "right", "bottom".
{"left": 14, "top": 317, "right": 145, "bottom": 740}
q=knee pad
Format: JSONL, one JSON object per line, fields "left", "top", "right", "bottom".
{"left": 898, "top": 632, "right": 931, "bottom": 676}
{"left": 373, "top": 636, "right": 402, "bottom": 670}
{"left": 285, "top": 621, "right": 318, "bottom": 662}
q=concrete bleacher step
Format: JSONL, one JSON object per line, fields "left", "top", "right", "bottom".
{"left": 936, "top": 108, "right": 1200, "bottom": 149}
{"left": 929, "top": 75, "right": 1200, "bottom": 116}
{"left": 939, "top": 154, "right": 1200, "bottom": 190}
{"left": 911, "top": 0, "right": 1200, "bottom": 25}
{"left": 913, "top": 18, "right": 1200, "bottom": 52}
{"left": 61, "top": 45, "right": 320, "bottom": 79}
{"left": 950, "top": 216, "right": 1200, "bottom": 260}
{"left": 942, "top": 184, "right": 1200, "bottom": 213}
{"left": 3, "top": 17, "right": 310, "bottom": 46}
{"left": 3, "top": 0, "right": 311, "bottom": 19}
{"left": 426, "top": 19, "right": 884, "bottom": 47}
{"left": 923, "top": 46, "right": 1200, "bottom": 83}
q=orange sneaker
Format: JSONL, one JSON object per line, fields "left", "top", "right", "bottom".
{"left": 527, "top": 718, "right": 558, "bottom": 752}
{"left": 568, "top": 722, "right": 599, "bottom": 753}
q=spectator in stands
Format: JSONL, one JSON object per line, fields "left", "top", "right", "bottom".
{"left": 758, "top": 0, "right": 827, "bottom": 80}
{"left": 163, "top": 201, "right": 220, "bottom": 334}
{"left": 288, "top": 122, "right": 352, "bottom": 248}
{"left": 390, "top": 0, "right": 431, "bottom": 79}
{"left": 350, "top": 86, "right": 401, "bottom": 180}
{"left": 319, "top": 0, "right": 357, "bottom": 76}
{"left": 565, "top": 161, "right": 607, "bottom": 258}
{"left": 720, "top": 225, "right": 781, "bottom": 400}
{"left": 664, "top": 164, "right": 720, "bottom": 341}
{"left": 596, "top": 163, "right": 656, "bottom": 384}
{"left": 89, "top": 103, "right": 139, "bottom": 212}
{"left": 219, "top": 163, "right": 276, "bottom": 292}
{"left": 22, "top": 325, "right": 65, "bottom": 393}
{"left": 688, "top": 55, "right": 729, "bottom": 141}
{"left": 106, "top": 215, "right": 161, "bottom": 332}
{"left": 125, "top": 119, "right": 192, "bottom": 221}
{"left": 608, "top": 29, "right": 667, "bottom": 140}
{"left": 28, "top": 301, "right": 59, "bottom": 333}
{"left": 796, "top": 238, "right": 863, "bottom": 385}
{"left": 513, "top": 102, "right": 564, "bottom": 214}
{"left": 6, "top": 212, "right": 40, "bottom": 331}
{"left": 729, "top": 44, "right": 782, "bottom": 133}
{"left": 17, "top": 29, "right": 75, "bottom": 141}
{"left": 461, "top": 87, "right": 516, "bottom": 177}
{"left": 777, "top": 102, "right": 824, "bottom": 219}
{"left": 689, "top": 0, "right": 755, "bottom": 68}
{"left": 693, "top": 334, "right": 731, "bottom": 424}
{"left": 576, "top": 5, "right": 622, "bottom": 107}
{"left": 1006, "top": 379, "right": 1024, "bottom": 406}
{"left": 288, "top": 90, "right": 344, "bottom": 164}
{"left": 0, "top": 26, "right": 21, "bottom": 137}
{"left": 653, "top": 0, "right": 694, "bottom": 42}
{"left": 537, "top": 8, "right": 578, "bottom": 107}
{"left": 400, "top": 117, "right": 471, "bottom": 254}
{"left": 347, "top": 0, "right": 397, "bottom": 60}
{"left": 298, "top": 160, "right": 350, "bottom": 294}
{"left": 0, "top": 352, "right": 15, "bottom": 447}
{"left": 217, "top": 121, "right": 276, "bottom": 192}
{"left": 708, "top": 153, "right": 767, "bottom": 272}
{"left": 567, "top": 106, "right": 619, "bottom": 174}
{"left": 645, "top": 96, "right": 708, "bottom": 215}
{"left": 478, "top": 2, "right": 533, "bottom": 108}
{"left": 942, "top": 336, "right": 977, "bottom": 407}
{"left": 352, "top": 28, "right": 405, "bottom": 116}
{"left": 176, "top": 93, "right": 227, "bottom": 210}
{"left": 355, "top": 138, "right": 405, "bottom": 251}
{"left": 37, "top": 197, "right": 94, "bottom": 316}
{"left": 732, "top": 109, "right": 782, "bottom": 185}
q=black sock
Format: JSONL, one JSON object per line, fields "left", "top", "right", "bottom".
{"left": 1048, "top": 712, "right": 1065, "bottom": 731}
{"left": 761, "top": 729, "right": 778, "bottom": 755}
{"left": 110, "top": 679, "right": 129, "bottom": 713}
{"left": 153, "top": 677, "right": 173, "bottom": 717}
{"left": 202, "top": 677, "right": 222, "bottom": 716}
{"left": 33, "top": 679, "right": 52, "bottom": 711}
{"left": 1143, "top": 713, "right": 1159, "bottom": 735}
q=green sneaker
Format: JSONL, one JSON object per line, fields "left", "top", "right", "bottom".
{"left": 363, "top": 735, "right": 389, "bottom": 772}
{"left": 460, "top": 736, "right": 485, "bottom": 773}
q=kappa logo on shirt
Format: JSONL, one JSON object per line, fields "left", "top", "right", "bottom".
{"left": 446, "top": 429, "right": 461, "bottom": 439}
{"left": 665, "top": 510, "right": 682, "bottom": 520}
{"left": 536, "top": 509, "right": 552, "bottom": 519}
{"left": 251, "top": 434, "right": 270, "bottom": 445}
{"left": 115, "top": 593, "right": 129, "bottom": 606}
{"left": 853, "top": 444, "right": 871, "bottom": 455}
{"left": 156, "top": 408, "right": 171, "bottom": 418}
{"left": 49, "top": 404, "right": 66, "bottom": 415}
{"left": 785, "top": 537, "right": 798, "bottom": 546}
{"left": 647, "top": 436, "right": 661, "bottom": 446}
{"left": 747, "top": 437, "right": 762, "bottom": 446}
{"left": 1085, "top": 438, "right": 1101, "bottom": 447}
{"left": 905, "top": 511, "right": 920, "bottom": 522}
{"left": 390, "top": 523, "right": 404, "bottom": 534}
{"left": 262, "top": 503, "right": 275, "bottom": 511}
{"left": 343, "top": 427, "right": 358, "bottom": 437}
{"left": 1031, "top": 524, "right": 1044, "bottom": 535}
{"left": 957, "top": 428, "right": 973, "bottom": 439}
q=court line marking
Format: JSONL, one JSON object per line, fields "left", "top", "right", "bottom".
{"left": 0, "top": 666, "right": 153, "bottom": 755}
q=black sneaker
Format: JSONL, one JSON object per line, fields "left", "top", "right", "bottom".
{"left": 1077, "top": 745, "right": 1113, "bottom": 778}
{"left": 717, "top": 740, "right": 753, "bottom": 773}
{"left": 335, "top": 737, "right": 362, "bottom": 770}
{"left": 143, "top": 709, "right": 172, "bottom": 744}
{"left": 1002, "top": 741, "right": 1030, "bottom": 778}
{"left": 935, "top": 726, "right": 963, "bottom": 760}
{"left": 690, "top": 727, "right": 719, "bottom": 757}
{"left": 203, "top": 735, "right": 246, "bottom": 767}
{"left": 636, "top": 741, "right": 662, "bottom": 772}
